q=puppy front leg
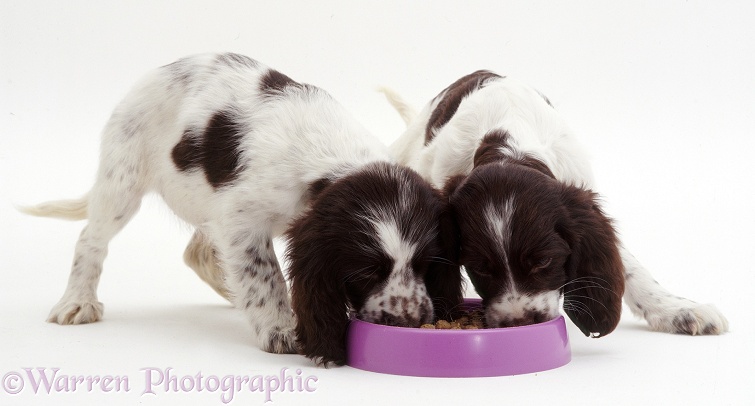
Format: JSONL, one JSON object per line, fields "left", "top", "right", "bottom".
{"left": 220, "top": 234, "right": 297, "bottom": 354}
{"left": 620, "top": 245, "right": 729, "bottom": 335}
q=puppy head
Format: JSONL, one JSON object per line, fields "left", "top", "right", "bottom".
{"left": 287, "top": 162, "right": 461, "bottom": 366}
{"left": 447, "top": 162, "right": 624, "bottom": 337}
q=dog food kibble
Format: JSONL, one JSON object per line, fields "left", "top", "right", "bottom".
{"left": 419, "top": 309, "right": 488, "bottom": 329}
{"left": 435, "top": 320, "right": 452, "bottom": 329}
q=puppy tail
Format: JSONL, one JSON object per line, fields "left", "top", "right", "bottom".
{"left": 377, "top": 86, "right": 416, "bottom": 126}
{"left": 17, "top": 195, "right": 89, "bottom": 220}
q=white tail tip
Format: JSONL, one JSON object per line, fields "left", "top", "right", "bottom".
{"left": 377, "top": 86, "right": 416, "bottom": 126}
{"left": 17, "top": 196, "right": 88, "bottom": 221}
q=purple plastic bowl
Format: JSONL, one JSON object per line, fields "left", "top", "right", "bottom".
{"left": 346, "top": 299, "right": 570, "bottom": 377}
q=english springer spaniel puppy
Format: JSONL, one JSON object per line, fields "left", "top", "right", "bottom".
{"left": 384, "top": 71, "right": 728, "bottom": 337}
{"left": 20, "top": 53, "right": 460, "bottom": 366}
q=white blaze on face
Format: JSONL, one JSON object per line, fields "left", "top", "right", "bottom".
{"left": 485, "top": 198, "right": 516, "bottom": 296}
{"left": 358, "top": 220, "right": 433, "bottom": 326}
{"left": 484, "top": 197, "right": 560, "bottom": 327}
{"left": 486, "top": 198, "right": 514, "bottom": 252}
{"left": 486, "top": 291, "right": 562, "bottom": 327}
{"left": 374, "top": 220, "right": 416, "bottom": 273}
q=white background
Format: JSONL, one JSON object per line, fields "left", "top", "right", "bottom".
{"left": 2, "top": 1, "right": 754, "bottom": 405}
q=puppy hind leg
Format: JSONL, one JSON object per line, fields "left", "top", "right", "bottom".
{"left": 183, "top": 230, "right": 233, "bottom": 302}
{"left": 620, "top": 245, "right": 729, "bottom": 335}
{"left": 48, "top": 137, "right": 146, "bottom": 325}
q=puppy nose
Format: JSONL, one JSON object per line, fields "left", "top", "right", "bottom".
{"left": 378, "top": 312, "right": 419, "bottom": 327}
{"left": 498, "top": 312, "right": 549, "bottom": 328}
{"left": 499, "top": 318, "right": 533, "bottom": 328}
{"left": 377, "top": 312, "right": 401, "bottom": 326}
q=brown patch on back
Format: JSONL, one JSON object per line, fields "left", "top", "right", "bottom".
{"left": 259, "top": 69, "right": 300, "bottom": 95}
{"left": 171, "top": 111, "right": 245, "bottom": 189}
{"left": 258, "top": 68, "right": 321, "bottom": 104}
{"left": 473, "top": 130, "right": 555, "bottom": 179}
{"left": 515, "top": 154, "right": 555, "bottom": 179}
{"left": 473, "top": 130, "right": 511, "bottom": 168}
{"left": 172, "top": 129, "right": 201, "bottom": 172}
{"left": 306, "top": 177, "right": 332, "bottom": 202}
{"left": 425, "top": 70, "right": 503, "bottom": 144}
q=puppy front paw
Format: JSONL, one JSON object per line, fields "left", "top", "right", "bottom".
{"left": 47, "top": 299, "right": 104, "bottom": 325}
{"left": 647, "top": 303, "right": 728, "bottom": 335}
{"left": 308, "top": 349, "right": 346, "bottom": 368}
{"left": 670, "top": 304, "right": 729, "bottom": 335}
{"left": 260, "top": 326, "right": 298, "bottom": 354}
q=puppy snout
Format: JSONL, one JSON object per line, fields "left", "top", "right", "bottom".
{"left": 496, "top": 311, "right": 550, "bottom": 328}
{"left": 377, "top": 311, "right": 411, "bottom": 327}
{"left": 359, "top": 287, "right": 434, "bottom": 326}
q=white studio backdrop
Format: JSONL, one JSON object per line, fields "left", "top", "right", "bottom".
{"left": 1, "top": 1, "right": 754, "bottom": 405}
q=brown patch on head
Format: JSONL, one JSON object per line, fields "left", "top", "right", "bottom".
{"left": 425, "top": 70, "right": 503, "bottom": 144}
{"left": 171, "top": 111, "right": 245, "bottom": 189}
{"left": 286, "top": 162, "right": 460, "bottom": 365}
{"left": 449, "top": 162, "right": 623, "bottom": 337}
{"left": 449, "top": 164, "right": 570, "bottom": 301}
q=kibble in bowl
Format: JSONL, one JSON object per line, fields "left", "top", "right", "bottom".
{"left": 346, "top": 298, "right": 571, "bottom": 377}
{"left": 420, "top": 308, "right": 487, "bottom": 330}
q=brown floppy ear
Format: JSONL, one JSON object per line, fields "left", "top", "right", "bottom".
{"left": 286, "top": 212, "right": 350, "bottom": 367}
{"left": 423, "top": 199, "right": 464, "bottom": 321}
{"left": 558, "top": 185, "right": 625, "bottom": 338}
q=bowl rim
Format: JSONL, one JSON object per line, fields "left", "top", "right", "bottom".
{"left": 349, "top": 298, "right": 562, "bottom": 332}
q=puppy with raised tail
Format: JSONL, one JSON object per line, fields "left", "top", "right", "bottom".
{"left": 20, "top": 53, "right": 461, "bottom": 366}
{"left": 383, "top": 71, "right": 728, "bottom": 337}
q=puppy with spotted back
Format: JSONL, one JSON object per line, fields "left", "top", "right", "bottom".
{"left": 20, "top": 53, "right": 461, "bottom": 366}
{"left": 384, "top": 71, "right": 728, "bottom": 337}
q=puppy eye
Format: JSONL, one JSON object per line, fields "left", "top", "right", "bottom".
{"left": 532, "top": 258, "right": 552, "bottom": 273}
{"left": 344, "top": 265, "right": 383, "bottom": 284}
